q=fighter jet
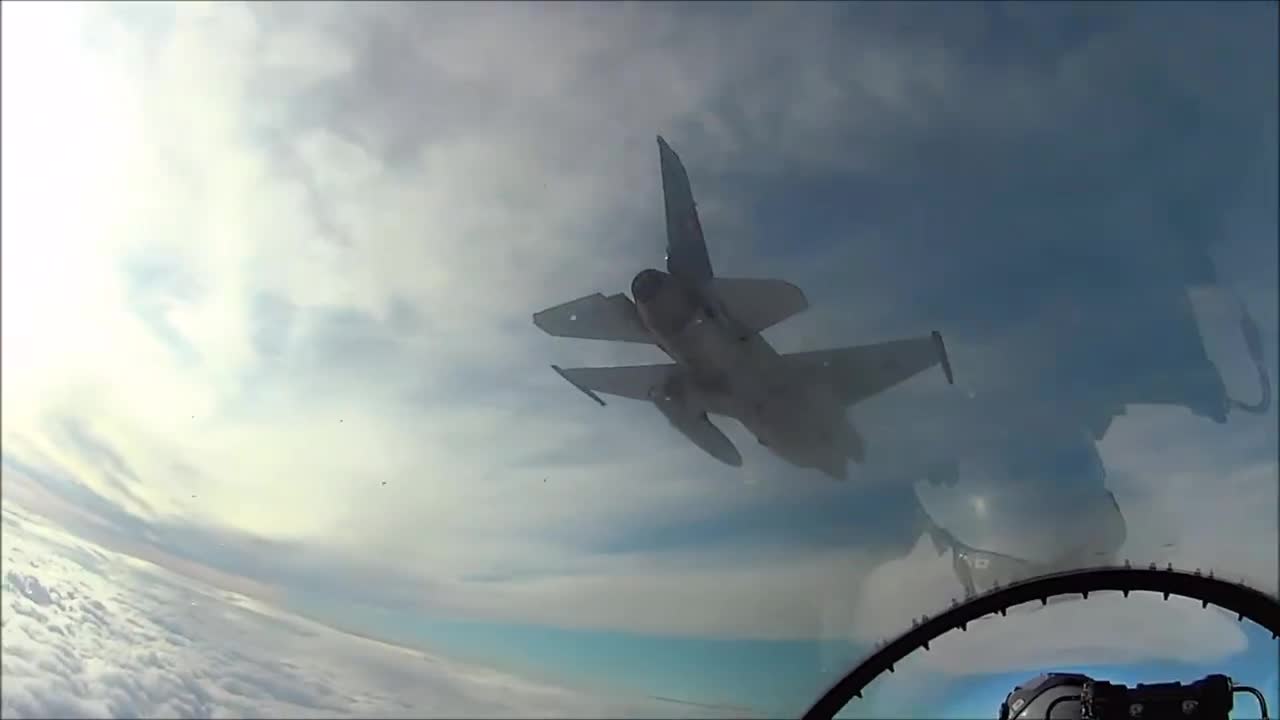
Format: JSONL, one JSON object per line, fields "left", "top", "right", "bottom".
{"left": 532, "top": 136, "right": 954, "bottom": 480}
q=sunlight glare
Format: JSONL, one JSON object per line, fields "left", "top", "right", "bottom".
{"left": 1, "top": 3, "right": 143, "bottom": 401}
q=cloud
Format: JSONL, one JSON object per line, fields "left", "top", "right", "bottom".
{"left": 2, "top": 454, "right": 892, "bottom": 642}
{"left": 0, "top": 501, "right": 681, "bottom": 719}
{"left": 0, "top": 2, "right": 1275, "bottom": 713}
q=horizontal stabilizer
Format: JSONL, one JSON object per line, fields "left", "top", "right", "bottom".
{"left": 550, "top": 362, "right": 677, "bottom": 404}
{"left": 551, "top": 365, "right": 607, "bottom": 406}
{"left": 710, "top": 277, "right": 809, "bottom": 334}
{"left": 533, "top": 293, "right": 654, "bottom": 344}
{"left": 784, "top": 331, "right": 955, "bottom": 406}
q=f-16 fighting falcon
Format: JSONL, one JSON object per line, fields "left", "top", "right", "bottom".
{"left": 533, "top": 136, "right": 954, "bottom": 480}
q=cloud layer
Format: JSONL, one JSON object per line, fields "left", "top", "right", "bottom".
{"left": 0, "top": 502, "right": 680, "bottom": 719}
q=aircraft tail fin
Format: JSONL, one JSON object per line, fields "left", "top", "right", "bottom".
{"left": 657, "top": 135, "right": 714, "bottom": 285}
{"left": 710, "top": 277, "right": 809, "bottom": 334}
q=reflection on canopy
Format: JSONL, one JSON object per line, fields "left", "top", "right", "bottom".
{"left": 838, "top": 238, "right": 1271, "bottom": 579}
{"left": 804, "top": 133, "right": 1277, "bottom": 712}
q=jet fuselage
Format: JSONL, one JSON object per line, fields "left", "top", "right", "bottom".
{"left": 630, "top": 268, "right": 862, "bottom": 479}
{"left": 535, "top": 135, "right": 951, "bottom": 480}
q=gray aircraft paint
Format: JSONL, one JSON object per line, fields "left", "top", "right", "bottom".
{"left": 534, "top": 136, "right": 953, "bottom": 480}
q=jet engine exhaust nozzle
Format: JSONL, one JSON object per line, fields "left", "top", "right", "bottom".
{"left": 631, "top": 269, "right": 667, "bottom": 304}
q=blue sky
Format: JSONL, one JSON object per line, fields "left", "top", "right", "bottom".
{"left": 1, "top": 2, "right": 1276, "bottom": 718}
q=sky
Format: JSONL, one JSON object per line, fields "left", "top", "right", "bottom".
{"left": 1, "top": 1, "right": 1277, "bottom": 718}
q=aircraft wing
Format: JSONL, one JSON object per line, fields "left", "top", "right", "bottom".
{"left": 533, "top": 293, "right": 655, "bottom": 344}
{"left": 550, "top": 362, "right": 677, "bottom": 406}
{"left": 784, "top": 331, "right": 955, "bottom": 406}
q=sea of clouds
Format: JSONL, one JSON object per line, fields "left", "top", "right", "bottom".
{"left": 0, "top": 501, "right": 701, "bottom": 719}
